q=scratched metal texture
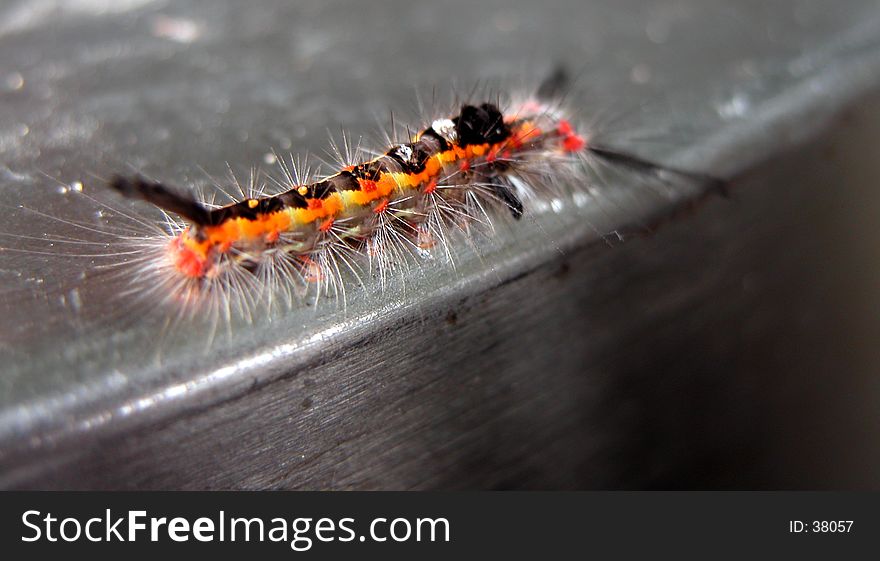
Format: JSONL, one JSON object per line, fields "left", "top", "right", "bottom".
{"left": 1, "top": 0, "right": 880, "bottom": 488}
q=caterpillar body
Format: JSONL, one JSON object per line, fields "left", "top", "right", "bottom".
{"left": 103, "top": 71, "right": 597, "bottom": 308}
{"left": 114, "top": 98, "right": 582, "bottom": 279}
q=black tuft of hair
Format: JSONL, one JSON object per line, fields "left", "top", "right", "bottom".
{"left": 109, "top": 175, "right": 211, "bottom": 225}
{"left": 587, "top": 144, "right": 730, "bottom": 197}
{"left": 490, "top": 181, "right": 524, "bottom": 219}
{"left": 536, "top": 65, "right": 570, "bottom": 101}
{"left": 453, "top": 103, "right": 511, "bottom": 146}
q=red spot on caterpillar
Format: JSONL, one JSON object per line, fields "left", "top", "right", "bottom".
{"left": 373, "top": 199, "right": 389, "bottom": 214}
{"left": 563, "top": 134, "right": 585, "bottom": 152}
{"left": 424, "top": 178, "right": 437, "bottom": 194}
{"left": 319, "top": 217, "right": 334, "bottom": 232}
{"left": 557, "top": 119, "right": 586, "bottom": 152}
{"left": 486, "top": 150, "right": 497, "bottom": 163}
{"left": 557, "top": 119, "right": 574, "bottom": 136}
{"left": 360, "top": 179, "right": 378, "bottom": 193}
{"left": 170, "top": 239, "right": 205, "bottom": 278}
{"left": 265, "top": 230, "right": 279, "bottom": 243}
{"left": 459, "top": 160, "right": 470, "bottom": 172}
{"left": 307, "top": 198, "right": 323, "bottom": 211}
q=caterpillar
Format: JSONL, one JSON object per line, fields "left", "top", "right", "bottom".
{"left": 111, "top": 95, "right": 583, "bottom": 280}
{"left": 3, "top": 69, "right": 721, "bottom": 336}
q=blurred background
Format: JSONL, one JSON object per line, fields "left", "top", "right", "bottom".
{"left": 1, "top": 0, "right": 880, "bottom": 489}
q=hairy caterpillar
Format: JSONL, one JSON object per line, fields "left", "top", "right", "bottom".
{"left": 2, "top": 69, "right": 721, "bottom": 336}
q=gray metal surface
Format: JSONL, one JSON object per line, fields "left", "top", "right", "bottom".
{"left": 1, "top": 0, "right": 880, "bottom": 488}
